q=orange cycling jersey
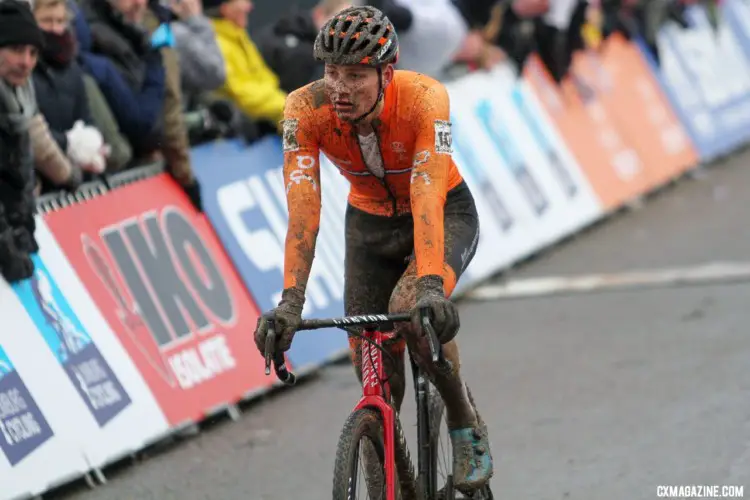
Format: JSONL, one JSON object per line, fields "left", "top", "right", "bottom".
{"left": 280, "top": 70, "right": 464, "bottom": 292}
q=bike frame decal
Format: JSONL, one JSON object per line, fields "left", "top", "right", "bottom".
{"left": 353, "top": 329, "right": 397, "bottom": 500}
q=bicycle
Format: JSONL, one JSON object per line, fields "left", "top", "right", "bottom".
{"left": 263, "top": 311, "right": 495, "bottom": 500}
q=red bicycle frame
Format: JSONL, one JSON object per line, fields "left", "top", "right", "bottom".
{"left": 264, "top": 312, "right": 450, "bottom": 500}
{"left": 354, "top": 327, "right": 398, "bottom": 500}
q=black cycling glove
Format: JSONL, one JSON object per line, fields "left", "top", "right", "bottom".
{"left": 411, "top": 274, "right": 460, "bottom": 344}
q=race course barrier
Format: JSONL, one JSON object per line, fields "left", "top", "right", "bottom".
{"left": 3, "top": 3, "right": 750, "bottom": 497}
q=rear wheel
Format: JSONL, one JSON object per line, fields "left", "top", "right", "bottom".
{"left": 333, "top": 408, "right": 387, "bottom": 500}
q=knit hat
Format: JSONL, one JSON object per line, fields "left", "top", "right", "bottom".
{"left": 0, "top": 0, "right": 45, "bottom": 50}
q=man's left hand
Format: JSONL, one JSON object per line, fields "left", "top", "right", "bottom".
{"left": 411, "top": 274, "right": 460, "bottom": 344}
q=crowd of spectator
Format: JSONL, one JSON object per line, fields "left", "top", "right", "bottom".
{"left": 0, "top": 0, "right": 722, "bottom": 283}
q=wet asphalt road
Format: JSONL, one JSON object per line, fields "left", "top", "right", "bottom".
{"left": 47, "top": 153, "right": 750, "bottom": 500}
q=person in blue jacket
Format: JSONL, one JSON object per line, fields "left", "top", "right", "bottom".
{"left": 70, "top": 0, "right": 166, "bottom": 155}
{"left": 70, "top": 0, "right": 202, "bottom": 210}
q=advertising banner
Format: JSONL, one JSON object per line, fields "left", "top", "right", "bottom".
{"left": 523, "top": 54, "right": 646, "bottom": 210}
{"left": 43, "top": 175, "right": 270, "bottom": 427}
{"left": 10, "top": 219, "right": 171, "bottom": 469}
{"left": 647, "top": 4, "right": 750, "bottom": 160}
{"left": 446, "top": 65, "right": 602, "bottom": 289}
{"left": 13, "top": 256, "right": 133, "bottom": 429}
{"left": 447, "top": 73, "right": 535, "bottom": 287}
{"left": 726, "top": 0, "right": 750, "bottom": 55}
{"left": 0, "top": 281, "right": 89, "bottom": 500}
{"left": 486, "top": 65, "right": 603, "bottom": 244}
{"left": 577, "top": 35, "right": 698, "bottom": 188}
{"left": 0, "top": 344, "right": 54, "bottom": 468}
{"left": 191, "top": 137, "right": 350, "bottom": 370}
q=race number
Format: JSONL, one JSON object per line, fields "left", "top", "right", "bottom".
{"left": 434, "top": 120, "right": 453, "bottom": 154}
{"left": 282, "top": 119, "right": 300, "bottom": 153}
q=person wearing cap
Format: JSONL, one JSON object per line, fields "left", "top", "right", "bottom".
{"left": 0, "top": 0, "right": 46, "bottom": 283}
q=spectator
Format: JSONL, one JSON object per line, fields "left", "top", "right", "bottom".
{"left": 256, "top": 0, "right": 354, "bottom": 93}
{"left": 72, "top": 0, "right": 166, "bottom": 157}
{"left": 0, "top": 0, "right": 43, "bottom": 283}
{"left": 31, "top": 0, "right": 111, "bottom": 186}
{"left": 390, "top": 0, "right": 469, "bottom": 78}
{"left": 169, "top": 0, "right": 226, "bottom": 97}
{"left": 449, "top": 0, "right": 513, "bottom": 70}
{"left": 78, "top": 0, "right": 202, "bottom": 209}
{"left": 80, "top": 69, "right": 133, "bottom": 172}
{"left": 206, "top": 0, "right": 286, "bottom": 133}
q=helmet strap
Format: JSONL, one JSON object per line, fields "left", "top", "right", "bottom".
{"left": 350, "top": 66, "right": 384, "bottom": 125}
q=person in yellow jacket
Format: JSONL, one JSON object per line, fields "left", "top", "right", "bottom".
{"left": 205, "top": 0, "right": 286, "bottom": 132}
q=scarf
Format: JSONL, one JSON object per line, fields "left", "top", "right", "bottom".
{"left": 0, "top": 77, "right": 37, "bottom": 136}
{"left": 42, "top": 29, "right": 78, "bottom": 68}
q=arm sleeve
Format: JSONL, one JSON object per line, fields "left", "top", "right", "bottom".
{"left": 281, "top": 93, "right": 322, "bottom": 292}
{"left": 82, "top": 52, "right": 165, "bottom": 142}
{"left": 410, "top": 83, "right": 452, "bottom": 279}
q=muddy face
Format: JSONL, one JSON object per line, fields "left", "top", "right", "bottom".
{"left": 324, "top": 64, "right": 381, "bottom": 121}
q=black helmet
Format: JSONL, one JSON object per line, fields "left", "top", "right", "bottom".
{"left": 313, "top": 6, "right": 399, "bottom": 66}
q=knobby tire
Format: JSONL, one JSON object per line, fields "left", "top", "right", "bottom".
{"left": 333, "top": 408, "right": 387, "bottom": 500}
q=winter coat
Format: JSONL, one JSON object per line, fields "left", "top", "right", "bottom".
{"left": 32, "top": 58, "right": 93, "bottom": 153}
{"left": 71, "top": 0, "right": 166, "bottom": 150}
{"left": 172, "top": 15, "right": 226, "bottom": 94}
{"left": 0, "top": 79, "right": 38, "bottom": 281}
{"left": 142, "top": 6, "right": 195, "bottom": 186}
{"left": 211, "top": 18, "right": 287, "bottom": 126}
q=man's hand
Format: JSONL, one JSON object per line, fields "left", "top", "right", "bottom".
{"left": 254, "top": 287, "right": 305, "bottom": 356}
{"left": 411, "top": 275, "right": 460, "bottom": 345}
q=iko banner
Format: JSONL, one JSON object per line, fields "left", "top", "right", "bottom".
{"left": 43, "top": 175, "right": 269, "bottom": 426}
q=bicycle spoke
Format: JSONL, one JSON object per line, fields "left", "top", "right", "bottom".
{"left": 439, "top": 430, "right": 450, "bottom": 481}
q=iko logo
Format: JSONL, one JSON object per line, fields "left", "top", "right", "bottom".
{"left": 84, "top": 208, "right": 236, "bottom": 388}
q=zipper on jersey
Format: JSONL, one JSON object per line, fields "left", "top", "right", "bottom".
{"left": 355, "top": 129, "right": 398, "bottom": 217}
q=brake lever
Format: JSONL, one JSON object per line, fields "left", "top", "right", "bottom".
{"left": 421, "top": 308, "right": 441, "bottom": 364}
{"left": 420, "top": 309, "right": 453, "bottom": 374}
{"left": 264, "top": 319, "right": 276, "bottom": 376}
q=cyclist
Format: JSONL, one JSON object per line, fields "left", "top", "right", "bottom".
{"left": 253, "top": 5, "right": 493, "bottom": 493}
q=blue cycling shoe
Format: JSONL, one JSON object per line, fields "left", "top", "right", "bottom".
{"left": 450, "top": 425, "right": 493, "bottom": 493}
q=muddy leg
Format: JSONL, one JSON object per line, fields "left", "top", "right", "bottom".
{"left": 388, "top": 269, "right": 476, "bottom": 430}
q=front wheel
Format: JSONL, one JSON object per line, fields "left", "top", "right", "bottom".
{"left": 333, "top": 408, "right": 388, "bottom": 500}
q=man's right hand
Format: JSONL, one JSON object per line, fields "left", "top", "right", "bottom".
{"left": 253, "top": 287, "right": 305, "bottom": 356}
